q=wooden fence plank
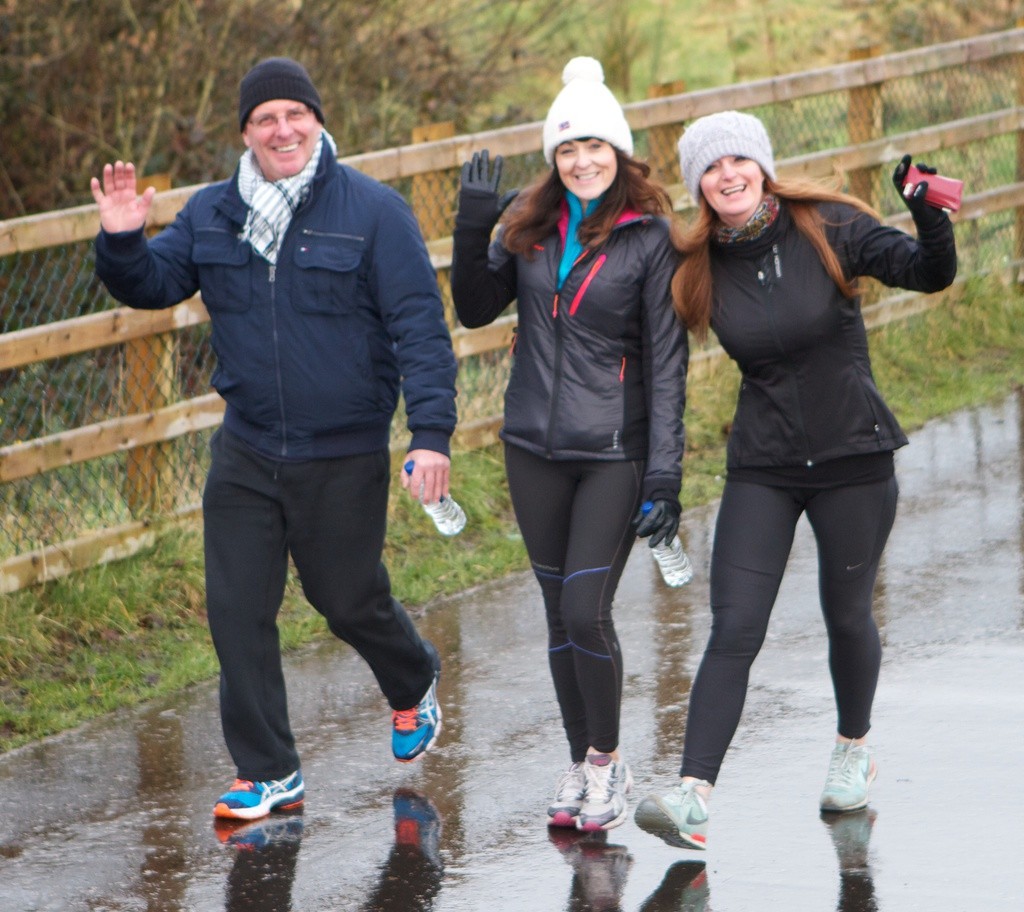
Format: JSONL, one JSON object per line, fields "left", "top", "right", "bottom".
{"left": 0, "top": 298, "right": 208, "bottom": 370}
{"left": 0, "top": 394, "right": 225, "bottom": 483}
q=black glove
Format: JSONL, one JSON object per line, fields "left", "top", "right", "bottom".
{"left": 457, "top": 149, "right": 518, "bottom": 227}
{"left": 892, "top": 154, "right": 944, "bottom": 228}
{"left": 461, "top": 149, "right": 503, "bottom": 195}
{"left": 632, "top": 499, "right": 681, "bottom": 549}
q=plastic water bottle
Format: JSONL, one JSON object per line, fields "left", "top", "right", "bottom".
{"left": 640, "top": 501, "right": 693, "bottom": 587}
{"left": 404, "top": 460, "right": 467, "bottom": 536}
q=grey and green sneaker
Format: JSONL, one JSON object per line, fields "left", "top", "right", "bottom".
{"left": 820, "top": 742, "right": 876, "bottom": 812}
{"left": 634, "top": 780, "right": 710, "bottom": 850}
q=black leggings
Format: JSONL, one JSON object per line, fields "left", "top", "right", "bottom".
{"left": 504, "top": 444, "right": 643, "bottom": 760}
{"left": 681, "top": 476, "right": 898, "bottom": 784}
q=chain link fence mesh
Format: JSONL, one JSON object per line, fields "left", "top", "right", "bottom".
{"left": 1, "top": 46, "right": 1020, "bottom": 564}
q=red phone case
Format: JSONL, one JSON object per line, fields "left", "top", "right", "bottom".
{"left": 904, "top": 164, "right": 963, "bottom": 212}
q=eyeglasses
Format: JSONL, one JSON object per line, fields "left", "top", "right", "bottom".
{"left": 248, "top": 106, "right": 314, "bottom": 131}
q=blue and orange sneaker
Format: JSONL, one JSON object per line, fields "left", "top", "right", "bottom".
{"left": 392, "top": 674, "right": 442, "bottom": 763}
{"left": 213, "top": 770, "right": 305, "bottom": 821}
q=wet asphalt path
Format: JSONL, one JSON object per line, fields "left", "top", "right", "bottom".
{"left": 1, "top": 392, "right": 1023, "bottom": 911}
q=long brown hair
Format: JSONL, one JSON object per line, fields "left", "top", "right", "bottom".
{"left": 672, "top": 175, "right": 881, "bottom": 342}
{"left": 501, "top": 148, "right": 673, "bottom": 255}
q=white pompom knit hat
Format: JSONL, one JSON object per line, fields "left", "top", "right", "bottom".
{"left": 542, "top": 57, "right": 634, "bottom": 166}
{"left": 677, "top": 110, "right": 776, "bottom": 202}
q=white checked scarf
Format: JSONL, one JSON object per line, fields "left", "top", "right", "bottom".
{"left": 238, "top": 129, "right": 337, "bottom": 263}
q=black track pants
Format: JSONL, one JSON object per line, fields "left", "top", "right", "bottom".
{"left": 203, "top": 429, "right": 437, "bottom": 780}
{"left": 681, "top": 476, "right": 898, "bottom": 783}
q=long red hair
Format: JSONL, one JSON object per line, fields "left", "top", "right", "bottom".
{"left": 672, "top": 176, "right": 880, "bottom": 342}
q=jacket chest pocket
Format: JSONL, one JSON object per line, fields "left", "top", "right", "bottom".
{"left": 292, "top": 235, "right": 364, "bottom": 315}
{"left": 192, "top": 229, "right": 252, "bottom": 312}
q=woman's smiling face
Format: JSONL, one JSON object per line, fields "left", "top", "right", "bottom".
{"left": 555, "top": 138, "right": 618, "bottom": 202}
{"left": 699, "top": 155, "right": 766, "bottom": 227}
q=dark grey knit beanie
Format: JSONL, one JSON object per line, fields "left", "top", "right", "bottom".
{"left": 677, "top": 110, "right": 776, "bottom": 202}
{"left": 238, "top": 57, "right": 324, "bottom": 131}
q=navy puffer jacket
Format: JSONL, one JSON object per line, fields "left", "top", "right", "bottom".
{"left": 95, "top": 143, "right": 457, "bottom": 461}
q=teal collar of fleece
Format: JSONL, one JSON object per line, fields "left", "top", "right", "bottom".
{"left": 558, "top": 191, "right": 604, "bottom": 290}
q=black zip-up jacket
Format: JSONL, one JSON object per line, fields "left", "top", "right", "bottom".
{"left": 94, "top": 143, "right": 457, "bottom": 461}
{"left": 452, "top": 191, "right": 688, "bottom": 504}
{"left": 712, "top": 201, "right": 956, "bottom": 469}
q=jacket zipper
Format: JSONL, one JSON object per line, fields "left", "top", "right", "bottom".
{"left": 545, "top": 220, "right": 641, "bottom": 452}
{"left": 545, "top": 309, "right": 566, "bottom": 456}
{"left": 760, "top": 243, "right": 813, "bottom": 465}
{"left": 268, "top": 264, "right": 288, "bottom": 457}
{"left": 546, "top": 246, "right": 591, "bottom": 446}
{"left": 299, "top": 228, "right": 366, "bottom": 242}
{"left": 553, "top": 250, "right": 591, "bottom": 317}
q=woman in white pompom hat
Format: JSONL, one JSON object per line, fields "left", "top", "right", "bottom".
{"left": 634, "top": 110, "right": 958, "bottom": 852}
{"left": 451, "top": 57, "right": 688, "bottom": 833}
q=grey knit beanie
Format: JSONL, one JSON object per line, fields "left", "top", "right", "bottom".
{"left": 677, "top": 110, "right": 776, "bottom": 202}
{"left": 239, "top": 57, "right": 324, "bottom": 131}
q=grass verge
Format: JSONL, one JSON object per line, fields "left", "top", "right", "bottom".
{"left": 2, "top": 276, "right": 1023, "bottom": 753}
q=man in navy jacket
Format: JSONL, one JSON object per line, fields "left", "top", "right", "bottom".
{"left": 92, "top": 57, "right": 456, "bottom": 822}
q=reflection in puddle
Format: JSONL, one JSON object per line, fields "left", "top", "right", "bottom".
{"left": 821, "top": 808, "right": 878, "bottom": 912}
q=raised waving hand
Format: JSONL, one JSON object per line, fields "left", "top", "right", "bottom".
{"left": 90, "top": 161, "right": 156, "bottom": 234}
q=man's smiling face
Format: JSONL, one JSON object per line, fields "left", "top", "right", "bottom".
{"left": 243, "top": 100, "right": 321, "bottom": 182}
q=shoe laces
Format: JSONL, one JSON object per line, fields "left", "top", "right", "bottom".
{"left": 228, "top": 774, "right": 295, "bottom": 795}
{"left": 827, "top": 745, "right": 868, "bottom": 788}
{"left": 583, "top": 759, "right": 616, "bottom": 802}
{"left": 678, "top": 780, "right": 709, "bottom": 813}
{"left": 554, "top": 763, "right": 585, "bottom": 801}
{"left": 392, "top": 707, "right": 421, "bottom": 732}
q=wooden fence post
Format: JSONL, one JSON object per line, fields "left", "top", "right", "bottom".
{"left": 1016, "top": 21, "right": 1024, "bottom": 282}
{"left": 847, "top": 45, "right": 883, "bottom": 304}
{"left": 411, "top": 122, "right": 456, "bottom": 240}
{"left": 847, "top": 44, "right": 882, "bottom": 210}
{"left": 125, "top": 173, "right": 177, "bottom": 515}
{"left": 645, "top": 80, "right": 687, "bottom": 186}
{"left": 410, "top": 122, "right": 457, "bottom": 324}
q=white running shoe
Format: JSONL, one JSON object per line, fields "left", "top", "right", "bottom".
{"left": 547, "top": 761, "right": 587, "bottom": 828}
{"left": 576, "top": 753, "right": 633, "bottom": 832}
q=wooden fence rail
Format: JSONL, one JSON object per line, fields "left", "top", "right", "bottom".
{"left": 3, "top": 28, "right": 1024, "bottom": 591}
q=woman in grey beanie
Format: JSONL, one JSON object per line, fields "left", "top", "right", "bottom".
{"left": 634, "top": 111, "right": 958, "bottom": 850}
